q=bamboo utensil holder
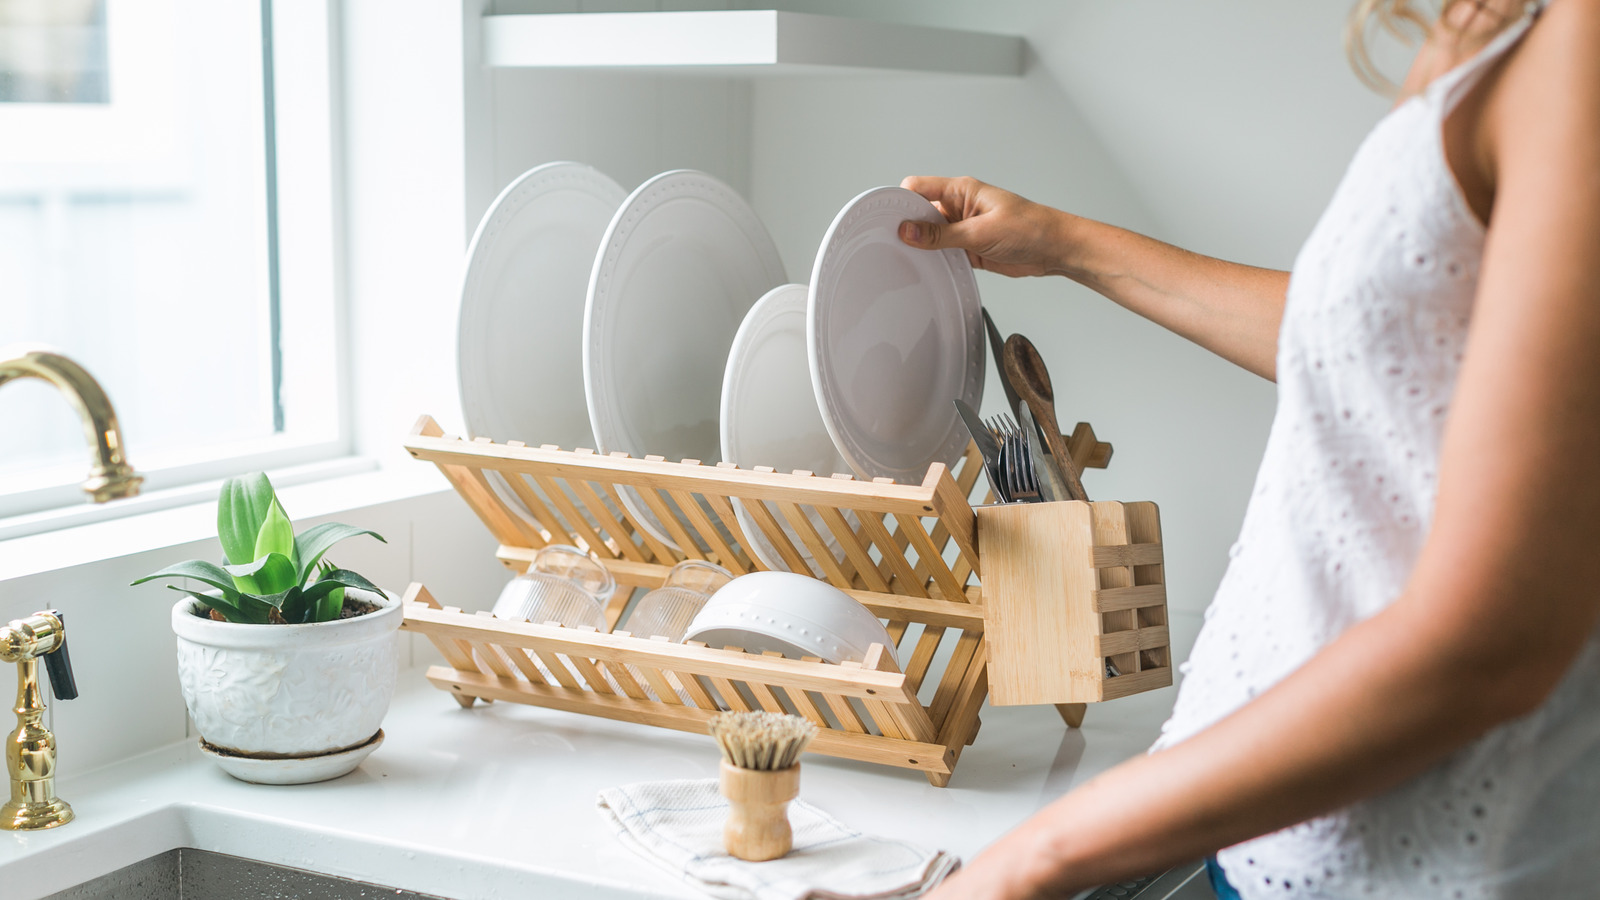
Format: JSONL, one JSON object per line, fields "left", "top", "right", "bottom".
{"left": 398, "top": 413, "right": 1167, "bottom": 786}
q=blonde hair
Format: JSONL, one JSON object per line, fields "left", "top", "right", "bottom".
{"left": 1346, "top": 0, "right": 1524, "bottom": 93}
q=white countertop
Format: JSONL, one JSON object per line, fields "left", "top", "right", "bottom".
{"left": 0, "top": 668, "right": 1176, "bottom": 900}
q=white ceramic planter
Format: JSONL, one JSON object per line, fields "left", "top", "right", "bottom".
{"left": 170, "top": 588, "right": 401, "bottom": 783}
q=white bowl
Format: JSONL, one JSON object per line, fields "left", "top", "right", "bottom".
{"left": 683, "top": 572, "right": 895, "bottom": 665}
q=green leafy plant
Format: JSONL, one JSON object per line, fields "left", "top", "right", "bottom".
{"left": 132, "top": 473, "right": 387, "bottom": 624}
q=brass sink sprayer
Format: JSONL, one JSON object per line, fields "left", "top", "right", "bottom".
{"left": 0, "top": 344, "right": 142, "bottom": 830}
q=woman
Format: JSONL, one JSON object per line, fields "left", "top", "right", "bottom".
{"left": 902, "top": 1, "right": 1600, "bottom": 897}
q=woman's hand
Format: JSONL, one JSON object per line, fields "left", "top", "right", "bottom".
{"left": 898, "top": 174, "right": 1289, "bottom": 380}
{"left": 897, "top": 176, "right": 1071, "bottom": 277}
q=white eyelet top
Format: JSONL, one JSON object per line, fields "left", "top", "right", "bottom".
{"left": 1151, "top": 6, "right": 1600, "bottom": 897}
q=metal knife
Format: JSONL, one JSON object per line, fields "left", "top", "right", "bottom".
{"left": 981, "top": 307, "right": 1023, "bottom": 422}
{"left": 1020, "top": 400, "right": 1069, "bottom": 502}
{"left": 954, "top": 399, "right": 1008, "bottom": 503}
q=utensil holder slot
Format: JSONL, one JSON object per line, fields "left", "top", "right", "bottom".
{"left": 400, "top": 413, "right": 1160, "bottom": 785}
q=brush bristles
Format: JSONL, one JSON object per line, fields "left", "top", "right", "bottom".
{"left": 708, "top": 712, "right": 817, "bottom": 771}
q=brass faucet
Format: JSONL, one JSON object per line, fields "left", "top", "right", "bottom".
{"left": 0, "top": 611, "right": 77, "bottom": 830}
{"left": 0, "top": 346, "right": 136, "bottom": 829}
{"left": 0, "top": 344, "right": 142, "bottom": 503}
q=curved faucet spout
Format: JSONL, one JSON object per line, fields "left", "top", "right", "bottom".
{"left": 0, "top": 345, "right": 142, "bottom": 504}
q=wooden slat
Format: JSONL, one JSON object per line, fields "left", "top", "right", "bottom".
{"left": 495, "top": 465, "right": 574, "bottom": 551}
{"left": 928, "top": 631, "right": 983, "bottom": 727}
{"left": 1090, "top": 502, "right": 1139, "bottom": 674}
{"left": 815, "top": 506, "right": 890, "bottom": 593}
{"left": 635, "top": 662, "right": 685, "bottom": 707}
{"left": 512, "top": 472, "right": 598, "bottom": 556}
{"left": 932, "top": 639, "right": 990, "bottom": 785}
{"left": 927, "top": 463, "right": 980, "bottom": 579}
{"left": 1091, "top": 543, "right": 1164, "bottom": 568}
{"left": 856, "top": 513, "right": 928, "bottom": 598}
{"left": 862, "top": 644, "right": 936, "bottom": 743}
{"left": 406, "top": 427, "right": 943, "bottom": 514}
{"left": 895, "top": 513, "right": 966, "bottom": 601}
{"left": 436, "top": 461, "right": 538, "bottom": 549}
{"left": 565, "top": 653, "right": 616, "bottom": 697}
{"left": 743, "top": 496, "right": 811, "bottom": 574}
{"left": 424, "top": 667, "right": 954, "bottom": 776}
{"left": 1096, "top": 626, "right": 1171, "bottom": 657}
{"left": 634, "top": 483, "right": 705, "bottom": 560}
{"left": 601, "top": 480, "right": 678, "bottom": 565}
{"left": 708, "top": 675, "right": 754, "bottom": 712}
{"left": 462, "top": 462, "right": 550, "bottom": 548}
{"left": 820, "top": 691, "right": 868, "bottom": 734}
{"left": 788, "top": 665, "right": 835, "bottom": 730}
{"left": 1094, "top": 584, "right": 1168, "bottom": 613}
{"left": 599, "top": 655, "right": 651, "bottom": 701}
{"left": 666, "top": 487, "right": 744, "bottom": 572}
{"left": 566, "top": 478, "right": 649, "bottom": 563}
{"left": 699, "top": 490, "right": 761, "bottom": 573}
{"left": 532, "top": 648, "right": 584, "bottom": 690}
{"left": 670, "top": 669, "right": 721, "bottom": 710}
{"left": 903, "top": 625, "right": 947, "bottom": 694}
{"left": 1100, "top": 666, "right": 1173, "bottom": 700}
{"left": 776, "top": 501, "right": 853, "bottom": 589}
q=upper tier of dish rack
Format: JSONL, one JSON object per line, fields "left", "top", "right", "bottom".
{"left": 399, "top": 414, "right": 1170, "bottom": 786}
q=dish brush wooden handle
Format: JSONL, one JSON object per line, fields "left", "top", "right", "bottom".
{"left": 720, "top": 760, "right": 801, "bottom": 861}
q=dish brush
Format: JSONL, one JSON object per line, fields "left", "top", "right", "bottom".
{"left": 709, "top": 711, "right": 818, "bottom": 861}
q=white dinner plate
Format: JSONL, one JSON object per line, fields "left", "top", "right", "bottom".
{"left": 458, "top": 162, "right": 627, "bottom": 521}
{"left": 585, "top": 169, "right": 787, "bottom": 548}
{"left": 808, "top": 187, "right": 984, "bottom": 483}
{"left": 720, "top": 284, "right": 852, "bottom": 576}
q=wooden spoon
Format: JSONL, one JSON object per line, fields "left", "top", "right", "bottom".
{"left": 1002, "top": 334, "right": 1089, "bottom": 501}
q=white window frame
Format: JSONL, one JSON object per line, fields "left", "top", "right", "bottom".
{"left": 0, "top": 0, "right": 361, "bottom": 539}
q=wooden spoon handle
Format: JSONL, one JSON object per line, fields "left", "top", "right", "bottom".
{"left": 1002, "top": 336, "right": 1089, "bottom": 502}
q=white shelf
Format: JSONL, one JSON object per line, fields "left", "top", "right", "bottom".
{"left": 483, "top": 10, "right": 1023, "bottom": 78}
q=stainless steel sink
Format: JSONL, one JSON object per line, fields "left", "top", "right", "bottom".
{"left": 44, "top": 848, "right": 455, "bottom": 900}
{"left": 1072, "top": 861, "right": 1215, "bottom": 900}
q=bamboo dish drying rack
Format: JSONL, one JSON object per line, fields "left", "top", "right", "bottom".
{"left": 400, "top": 413, "right": 1171, "bottom": 786}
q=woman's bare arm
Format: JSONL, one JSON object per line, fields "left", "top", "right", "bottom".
{"left": 924, "top": 4, "right": 1600, "bottom": 896}
{"left": 898, "top": 177, "right": 1289, "bottom": 381}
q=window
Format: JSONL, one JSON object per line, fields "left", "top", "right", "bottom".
{"left": 0, "top": 0, "right": 345, "bottom": 528}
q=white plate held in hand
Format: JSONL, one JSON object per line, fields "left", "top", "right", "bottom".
{"left": 808, "top": 186, "right": 984, "bottom": 483}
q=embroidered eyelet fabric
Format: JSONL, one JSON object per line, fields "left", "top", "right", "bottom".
{"left": 1150, "top": 7, "right": 1600, "bottom": 897}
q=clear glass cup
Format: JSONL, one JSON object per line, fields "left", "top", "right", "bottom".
{"left": 528, "top": 544, "right": 615, "bottom": 604}
{"left": 491, "top": 544, "right": 614, "bottom": 631}
{"left": 622, "top": 560, "right": 734, "bottom": 642}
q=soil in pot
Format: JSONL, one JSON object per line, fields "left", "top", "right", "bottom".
{"left": 196, "top": 594, "right": 382, "bottom": 623}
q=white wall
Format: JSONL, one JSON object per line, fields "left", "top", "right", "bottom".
{"left": 476, "top": 2, "right": 1395, "bottom": 627}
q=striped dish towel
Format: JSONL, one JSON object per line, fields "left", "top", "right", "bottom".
{"left": 597, "top": 780, "right": 959, "bottom": 900}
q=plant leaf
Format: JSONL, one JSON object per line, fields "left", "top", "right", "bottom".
{"left": 166, "top": 586, "right": 273, "bottom": 625}
{"left": 217, "top": 473, "right": 278, "bottom": 567}
{"left": 254, "top": 499, "right": 297, "bottom": 566}
{"left": 315, "top": 585, "right": 344, "bottom": 623}
{"left": 131, "top": 559, "right": 242, "bottom": 602}
{"left": 301, "top": 569, "right": 381, "bottom": 623}
{"left": 276, "top": 586, "right": 317, "bottom": 624}
{"left": 223, "top": 552, "right": 297, "bottom": 596}
{"left": 309, "top": 567, "right": 382, "bottom": 596}
{"left": 293, "top": 522, "right": 385, "bottom": 586}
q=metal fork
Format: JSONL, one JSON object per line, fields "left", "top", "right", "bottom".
{"left": 988, "top": 414, "right": 1041, "bottom": 503}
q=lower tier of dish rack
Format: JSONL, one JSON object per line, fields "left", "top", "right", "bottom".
{"left": 401, "top": 583, "right": 991, "bottom": 786}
